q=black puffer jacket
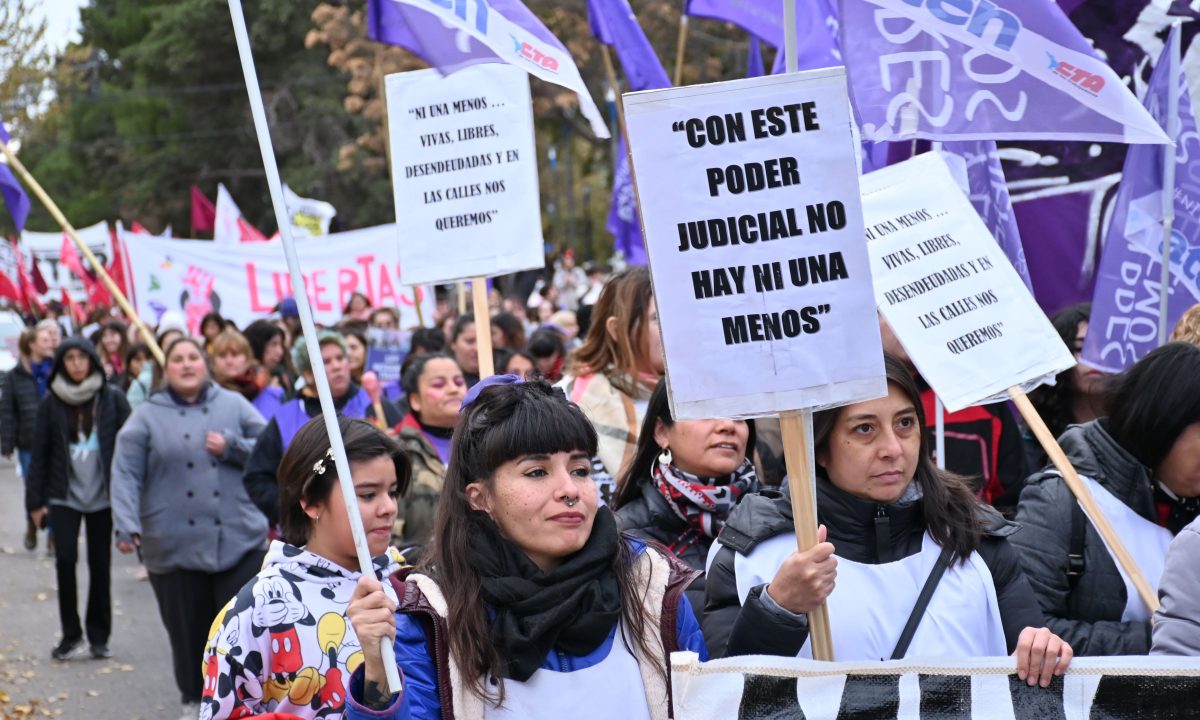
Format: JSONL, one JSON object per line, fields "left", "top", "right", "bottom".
{"left": 25, "top": 337, "right": 131, "bottom": 511}
{"left": 704, "top": 481, "right": 1044, "bottom": 658}
{"left": 1012, "top": 420, "right": 1195, "bottom": 656}
{"left": 615, "top": 481, "right": 709, "bottom": 618}
{"left": 1, "top": 363, "right": 41, "bottom": 454}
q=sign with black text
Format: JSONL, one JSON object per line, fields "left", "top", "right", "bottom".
{"left": 624, "top": 68, "right": 885, "bottom": 419}
{"left": 863, "top": 153, "right": 1074, "bottom": 412}
{"left": 386, "top": 65, "right": 543, "bottom": 285}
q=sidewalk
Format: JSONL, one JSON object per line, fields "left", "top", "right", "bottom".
{"left": 0, "top": 457, "right": 176, "bottom": 719}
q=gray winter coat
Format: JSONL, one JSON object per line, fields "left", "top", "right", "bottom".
{"left": 1012, "top": 420, "right": 1158, "bottom": 655}
{"left": 110, "top": 383, "right": 267, "bottom": 574}
{"left": 1151, "top": 516, "right": 1200, "bottom": 656}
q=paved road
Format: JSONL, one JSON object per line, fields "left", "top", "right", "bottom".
{"left": 0, "top": 457, "right": 178, "bottom": 720}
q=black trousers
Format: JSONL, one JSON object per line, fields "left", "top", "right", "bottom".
{"left": 48, "top": 505, "right": 112, "bottom": 646}
{"left": 148, "top": 547, "right": 264, "bottom": 703}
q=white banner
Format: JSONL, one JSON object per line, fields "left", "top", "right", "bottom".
{"left": 671, "top": 652, "right": 1200, "bottom": 720}
{"left": 21, "top": 221, "right": 111, "bottom": 297}
{"left": 386, "top": 64, "right": 544, "bottom": 285}
{"left": 624, "top": 68, "right": 886, "bottom": 419}
{"left": 123, "top": 225, "right": 435, "bottom": 335}
{"left": 863, "top": 152, "right": 1074, "bottom": 412}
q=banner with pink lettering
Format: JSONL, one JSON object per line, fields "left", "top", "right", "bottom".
{"left": 122, "top": 225, "right": 435, "bottom": 334}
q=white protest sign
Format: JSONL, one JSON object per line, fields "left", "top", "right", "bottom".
{"left": 863, "top": 152, "right": 1074, "bottom": 412}
{"left": 123, "top": 225, "right": 435, "bottom": 335}
{"left": 624, "top": 68, "right": 886, "bottom": 420}
{"left": 386, "top": 64, "right": 543, "bottom": 285}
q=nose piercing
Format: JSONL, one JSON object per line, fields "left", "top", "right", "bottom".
{"left": 564, "top": 497, "right": 578, "bottom": 508}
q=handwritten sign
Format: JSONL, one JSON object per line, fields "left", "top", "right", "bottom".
{"left": 386, "top": 64, "right": 543, "bottom": 285}
{"left": 863, "top": 152, "right": 1074, "bottom": 412}
{"left": 624, "top": 68, "right": 885, "bottom": 419}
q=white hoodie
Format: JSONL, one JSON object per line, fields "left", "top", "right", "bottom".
{"left": 200, "top": 541, "right": 405, "bottom": 720}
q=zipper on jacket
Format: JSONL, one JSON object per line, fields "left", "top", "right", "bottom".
{"left": 874, "top": 505, "right": 891, "bottom": 563}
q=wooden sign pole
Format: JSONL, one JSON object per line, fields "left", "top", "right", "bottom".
{"left": 1008, "top": 387, "right": 1159, "bottom": 612}
{"left": 471, "top": 276, "right": 495, "bottom": 379}
{"left": 780, "top": 411, "right": 836, "bottom": 661}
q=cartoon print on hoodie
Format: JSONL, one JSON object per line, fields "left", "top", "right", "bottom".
{"left": 201, "top": 541, "right": 405, "bottom": 720}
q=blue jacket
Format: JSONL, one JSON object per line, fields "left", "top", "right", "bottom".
{"left": 345, "top": 542, "right": 708, "bottom": 719}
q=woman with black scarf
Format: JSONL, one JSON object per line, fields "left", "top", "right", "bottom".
{"left": 343, "top": 377, "right": 708, "bottom": 719}
{"left": 26, "top": 337, "right": 131, "bottom": 660}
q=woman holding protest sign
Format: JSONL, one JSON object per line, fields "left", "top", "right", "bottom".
{"left": 1013, "top": 342, "right": 1200, "bottom": 656}
{"left": 704, "top": 355, "right": 1070, "bottom": 686}
{"left": 393, "top": 352, "right": 466, "bottom": 547}
{"left": 109, "top": 337, "right": 267, "bottom": 717}
{"left": 201, "top": 416, "right": 411, "bottom": 720}
{"left": 341, "top": 376, "right": 706, "bottom": 718}
{"left": 1025, "top": 303, "right": 1107, "bottom": 470}
{"left": 613, "top": 380, "right": 758, "bottom": 619}
{"left": 560, "top": 267, "right": 664, "bottom": 506}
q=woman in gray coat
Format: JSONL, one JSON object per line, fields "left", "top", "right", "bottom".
{"left": 110, "top": 336, "right": 266, "bottom": 718}
{"left": 1152, "top": 516, "right": 1200, "bottom": 656}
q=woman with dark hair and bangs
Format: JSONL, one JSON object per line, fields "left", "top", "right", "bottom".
{"left": 704, "top": 355, "right": 1070, "bottom": 687}
{"left": 343, "top": 377, "right": 707, "bottom": 719}
{"left": 1014, "top": 342, "right": 1200, "bottom": 656}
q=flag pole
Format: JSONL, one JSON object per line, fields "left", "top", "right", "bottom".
{"left": 778, "top": 0, "right": 834, "bottom": 663}
{"left": 1159, "top": 21, "right": 1182, "bottom": 346}
{"left": 1009, "top": 388, "right": 1159, "bottom": 612}
{"left": 471, "top": 277, "right": 495, "bottom": 379}
{"left": 228, "top": 0, "right": 403, "bottom": 694}
{"left": 0, "top": 144, "right": 164, "bottom": 366}
{"left": 673, "top": 14, "right": 689, "bottom": 86}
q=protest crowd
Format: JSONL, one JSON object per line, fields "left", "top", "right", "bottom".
{"left": 3, "top": 1, "right": 1200, "bottom": 719}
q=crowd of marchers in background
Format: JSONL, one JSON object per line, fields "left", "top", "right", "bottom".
{"left": 2, "top": 253, "right": 1200, "bottom": 720}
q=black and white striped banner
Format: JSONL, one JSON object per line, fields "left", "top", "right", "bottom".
{"left": 671, "top": 652, "right": 1200, "bottom": 719}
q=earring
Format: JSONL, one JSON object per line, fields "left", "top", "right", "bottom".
{"left": 658, "top": 446, "right": 672, "bottom": 467}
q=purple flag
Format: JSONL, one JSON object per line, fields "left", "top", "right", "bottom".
{"left": 1082, "top": 26, "right": 1200, "bottom": 373}
{"left": 942, "top": 140, "right": 1032, "bottom": 290}
{"left": 840, "top": 0, "right": 1168, "bottom": 144}
{"left": 685, "top": 0, "right": 781, "bottom": 46}
{"left": 746, "top": 35, "right": 764, "bottom": 78}
{"left": 609, "top": 138, "right": 647, "bottom": 266}
{"left": 586, "top": 0, "right": 669, "bottom": 92}
{"left": 0, "top": 123, "right": 29, "bottom": 233}
{"left": 366, "top": 0, "right": 609, "bottom": 138}
{"left": 586, "top": 0, "right": 666, "bottom": 266}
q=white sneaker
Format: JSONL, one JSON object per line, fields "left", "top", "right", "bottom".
{"left": 180, "top": 702, "right": 201, "bottom": 720}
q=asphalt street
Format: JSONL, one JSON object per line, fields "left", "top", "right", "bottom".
{"left": 0, "top": 457, "right": 178, "bottom": 719}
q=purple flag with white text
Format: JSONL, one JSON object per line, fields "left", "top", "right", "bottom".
{"left": 0, "top": 122, "right": 29, "bottom": 233}
{"left": 1082, "top": 25, "right": 1200, "bottom": 373}
{"left": 840, "top": 0, "right": 1168, "bottom": 144}
{"left": 943, "top": 140, "right": 1032, "bottom": 290}
{"left": 367, "top": 0, "right": 609, "bottom": 138}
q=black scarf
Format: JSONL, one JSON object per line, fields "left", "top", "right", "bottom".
{"left": 467, "top": 507, "right": 623, "bottom": 682}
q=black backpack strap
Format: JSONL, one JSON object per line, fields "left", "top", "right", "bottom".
{"left": 1067, "top": 501, "right": 1087, "bottom": 590}
{"left": 891, "top": 545, "right": 955, "bottom": 660}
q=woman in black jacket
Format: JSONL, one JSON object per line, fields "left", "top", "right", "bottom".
{"left": 704, "top": 355, "right": 1070, "bottom": 686}
{"left": 26, "top": 337, "right": 131, "bottom": 660}
{"left": 612, "top": 379, "right": 757, "bottom": 617}
{"left": 1013, "top": 342, "right": 1200, "bottom": 656}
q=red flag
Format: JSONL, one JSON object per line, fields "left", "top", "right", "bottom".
{"left": 107, "top": 226, "right": 128, "bottom": 296}
{"left": 29, "top": 256, "right": 47, "bottom": 294}
{"left": 238, "top": 217, "right": 268, "bottom": 243}
{"left": 191, "top": 185, "right": 216, "bottom": 234}
{"left": 62, "top": 288, "right": 85, "bottom": 326}
{"left": 131, "top": 221, "right": 149, "bottom": 235}
{"left": 60, "top": 234, "right": 112, "bottom": 310}
{"left": 0, "top": 240, "right": 23, "bottom": 305}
